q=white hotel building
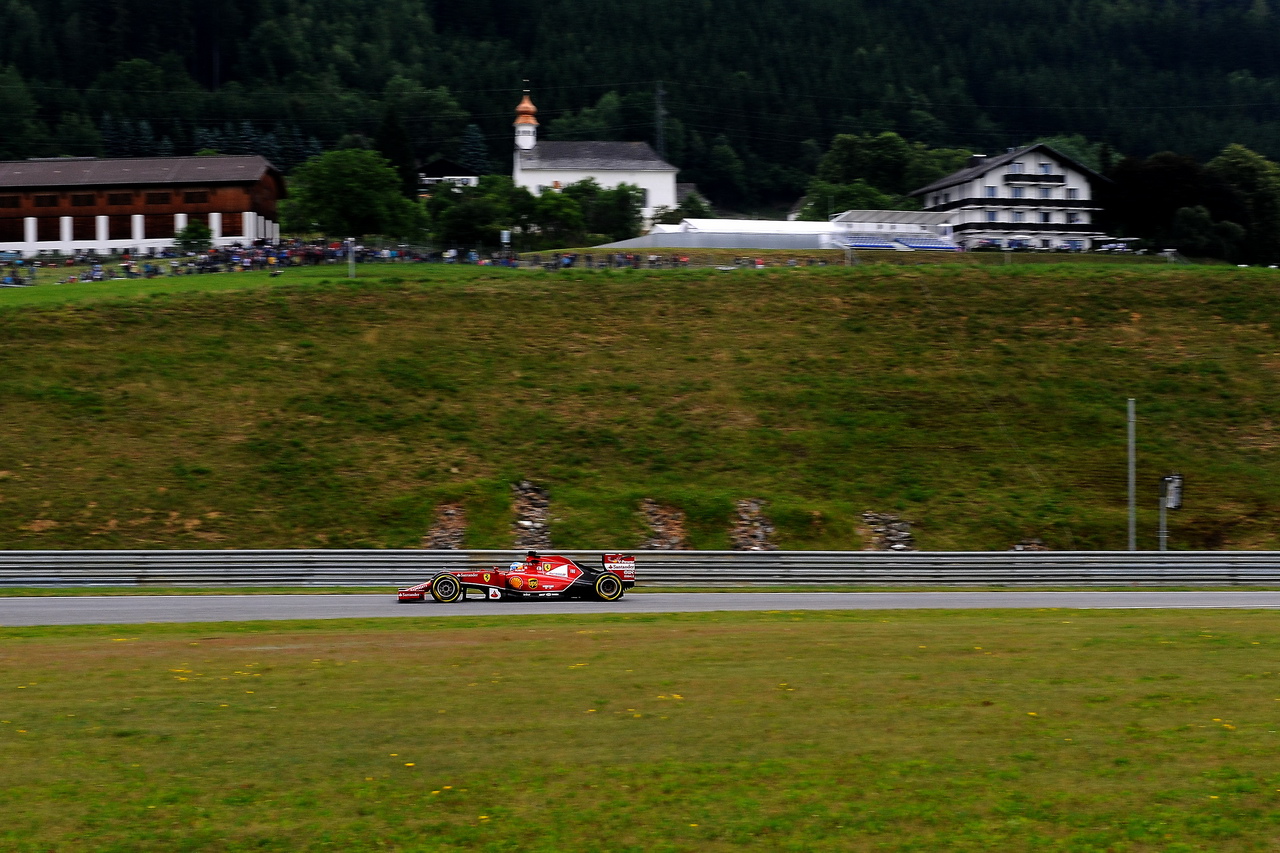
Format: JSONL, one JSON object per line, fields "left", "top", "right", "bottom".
{"left": 911, "top": 144, "right": 1109, "bottom": 250}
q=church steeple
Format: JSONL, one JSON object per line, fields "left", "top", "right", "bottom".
{"left": 514, "top": 84, "right": 538, "bottom": 151}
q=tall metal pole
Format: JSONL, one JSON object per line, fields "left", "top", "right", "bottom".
{"left": 347, "top": 238, "right": 355, "bottom": 279}
{"left": 1127, "top": 398, "right": 1136, "bottom": 551}
{"left": 654, "top": 81, "right": 667, "bottom": 161}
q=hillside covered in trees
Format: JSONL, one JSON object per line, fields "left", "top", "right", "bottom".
{"left": 4, "top": 0, "right": 1280, "bottom": 207}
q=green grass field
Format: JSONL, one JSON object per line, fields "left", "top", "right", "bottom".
{"left": 4, "top": 609, "right": 1280, "bottom": 851}
{"left": 2, "top": 262, "right": 1280, "bottom": 552}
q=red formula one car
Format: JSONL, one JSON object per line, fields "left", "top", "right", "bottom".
{"left": 397, "top": 551, "right": 635, "bottom": 604}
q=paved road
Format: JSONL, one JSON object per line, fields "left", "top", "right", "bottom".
{"left": 6, "top": 590, "right": 1280, "bottom": 626}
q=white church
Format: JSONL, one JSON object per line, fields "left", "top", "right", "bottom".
{"left": 510, "top": 93, "right": 677, "bottom": 222}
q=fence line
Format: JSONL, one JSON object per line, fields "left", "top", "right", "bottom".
{"left": 5, "top": 550, "right": 1280, "bottom": 587}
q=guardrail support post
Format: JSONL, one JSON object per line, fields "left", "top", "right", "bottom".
{"left": 1158, "top": 494, "right": 1168, "bottom": 552}
{"left": 1128, "top": 398, "right": 1137, "bottom": 551}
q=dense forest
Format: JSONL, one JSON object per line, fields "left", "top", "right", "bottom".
{"left": 4, "top": 0, "right": 1280, "bottom": 212}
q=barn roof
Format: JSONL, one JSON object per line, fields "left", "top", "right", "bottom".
{"left": 0, "top": 156, "right": 282, "bottom": 190}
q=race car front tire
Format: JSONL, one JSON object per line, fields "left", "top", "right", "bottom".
{"left": 592, "top": 572, "right": 624, "bottom": 602}
{"left": 429, "top": 573, "right": 464, "bottom": 603}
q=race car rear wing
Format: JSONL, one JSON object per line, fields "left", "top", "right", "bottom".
{"left": 603, "top": 553, "right": 635, "bottom": 582}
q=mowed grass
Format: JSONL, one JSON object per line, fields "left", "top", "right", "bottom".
{"left": 4, "top": 610, "right": 1280, "bottom": 851}
{"left": 3, "top": 262, "right": 1280, "bottom": 552}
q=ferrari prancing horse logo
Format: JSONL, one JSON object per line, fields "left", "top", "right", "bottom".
{"left": 483, "top": 573, "right": 492, "bottom": 583}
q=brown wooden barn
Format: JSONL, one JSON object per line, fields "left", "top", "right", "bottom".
{"left": 0, "top": 155, "right": 285, "bottom": 256}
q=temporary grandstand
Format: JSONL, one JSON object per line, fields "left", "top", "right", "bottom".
{"left": 828, "top": 210, "right": 959, "bottom": 251}
{"left": 599, "top": 219, "right": 846, "bottom": 251}
{"left": 598, "top": 211, "right": 959, "bottom": 251}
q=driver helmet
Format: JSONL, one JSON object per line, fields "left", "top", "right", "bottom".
{"left": 509, "top": 562, "right": 522, "bottom": 571}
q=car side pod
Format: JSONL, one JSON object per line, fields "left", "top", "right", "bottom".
{"left": 429, "top": 572, "right": 464, "bottom": 603}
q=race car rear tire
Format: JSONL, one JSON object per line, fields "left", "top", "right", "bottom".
{"left": 592, "top": 572, "right": 624, "bottom": 602}
{"left": 429, "top": 573, "right": 464, "bottom": 603}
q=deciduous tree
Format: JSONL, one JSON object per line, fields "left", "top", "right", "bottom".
{"left": 284, "top": 149, "right": 425, "bottom": 239}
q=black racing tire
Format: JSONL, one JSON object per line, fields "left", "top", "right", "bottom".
{"left": 592, "top": 572, "right": 624, "bottom": 602}
{"left": 429, "top": 573, "right": 464, "bottom": 603}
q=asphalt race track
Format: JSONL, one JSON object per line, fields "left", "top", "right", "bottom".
{"left": 5, "top": 590, "right": 1280, "bottom": 626}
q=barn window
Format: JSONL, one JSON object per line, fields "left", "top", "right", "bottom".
{"left": 108, "top": 193, "right": 133, "bottom": 205}
{"left": 33, "top": 194, "right": 59, "bottom": 207}
{"left": 145, "top": 192, "right": 171, "bottom": 205}
{"left": 71, "top": 193, "right": 96, "bottom": 206}
{"left": 0, "top": 196, "right": 20, "bottom": 208}
{"left": 183, "top": 191, "right": 209, "bottom": 204}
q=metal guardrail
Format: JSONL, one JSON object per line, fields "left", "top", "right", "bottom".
{"left": 5, "top": 550, "right": 1280, "bottom": 587}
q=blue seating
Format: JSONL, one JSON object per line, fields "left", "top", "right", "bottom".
{"left": 895, "top": 236, "right": 958, "bottom": 250}
{"left": 840, "top": 234, "right": 899, "bottom": 250}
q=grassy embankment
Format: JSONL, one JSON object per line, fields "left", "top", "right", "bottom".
{"left": 2, "top": 262, "right": 1279, "bottom": 551}
{"left": 4, "top": 610, "right": 1280, "bottom": 851}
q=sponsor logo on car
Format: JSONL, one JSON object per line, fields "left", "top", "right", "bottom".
{"left": 510, "top": 576, "right": 524, "bottom": 589}
{"left": 527, "top": 578, "right": 539, "bottom": 590}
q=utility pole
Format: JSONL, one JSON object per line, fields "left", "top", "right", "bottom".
{"left": 655, "top": 81, "right": 667, "bottom": 161}
{"left": 1127, "top": 398, "right": 1136, "bottom": 551}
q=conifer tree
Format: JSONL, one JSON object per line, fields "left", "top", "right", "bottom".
{"left": 375, "top": 107, "right": 418, "bottom": 198}
{"left": 193, "top": 127, "right": 216, "bottom": 153}
{"left": 133, "top": 120, "right": 157, "bottom": 157}
{"left": 258, "top": 132, "right": 282, "bottom": 167}
{"left": 458, "top": 124, "right": 492, "bottom": 176}
{"left": 101, "top": 114, "right": 125, "bottom": 157}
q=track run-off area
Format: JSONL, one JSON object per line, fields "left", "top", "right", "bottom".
{"left": 8, "top": 590, "right": 1280, "bottom": 626}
